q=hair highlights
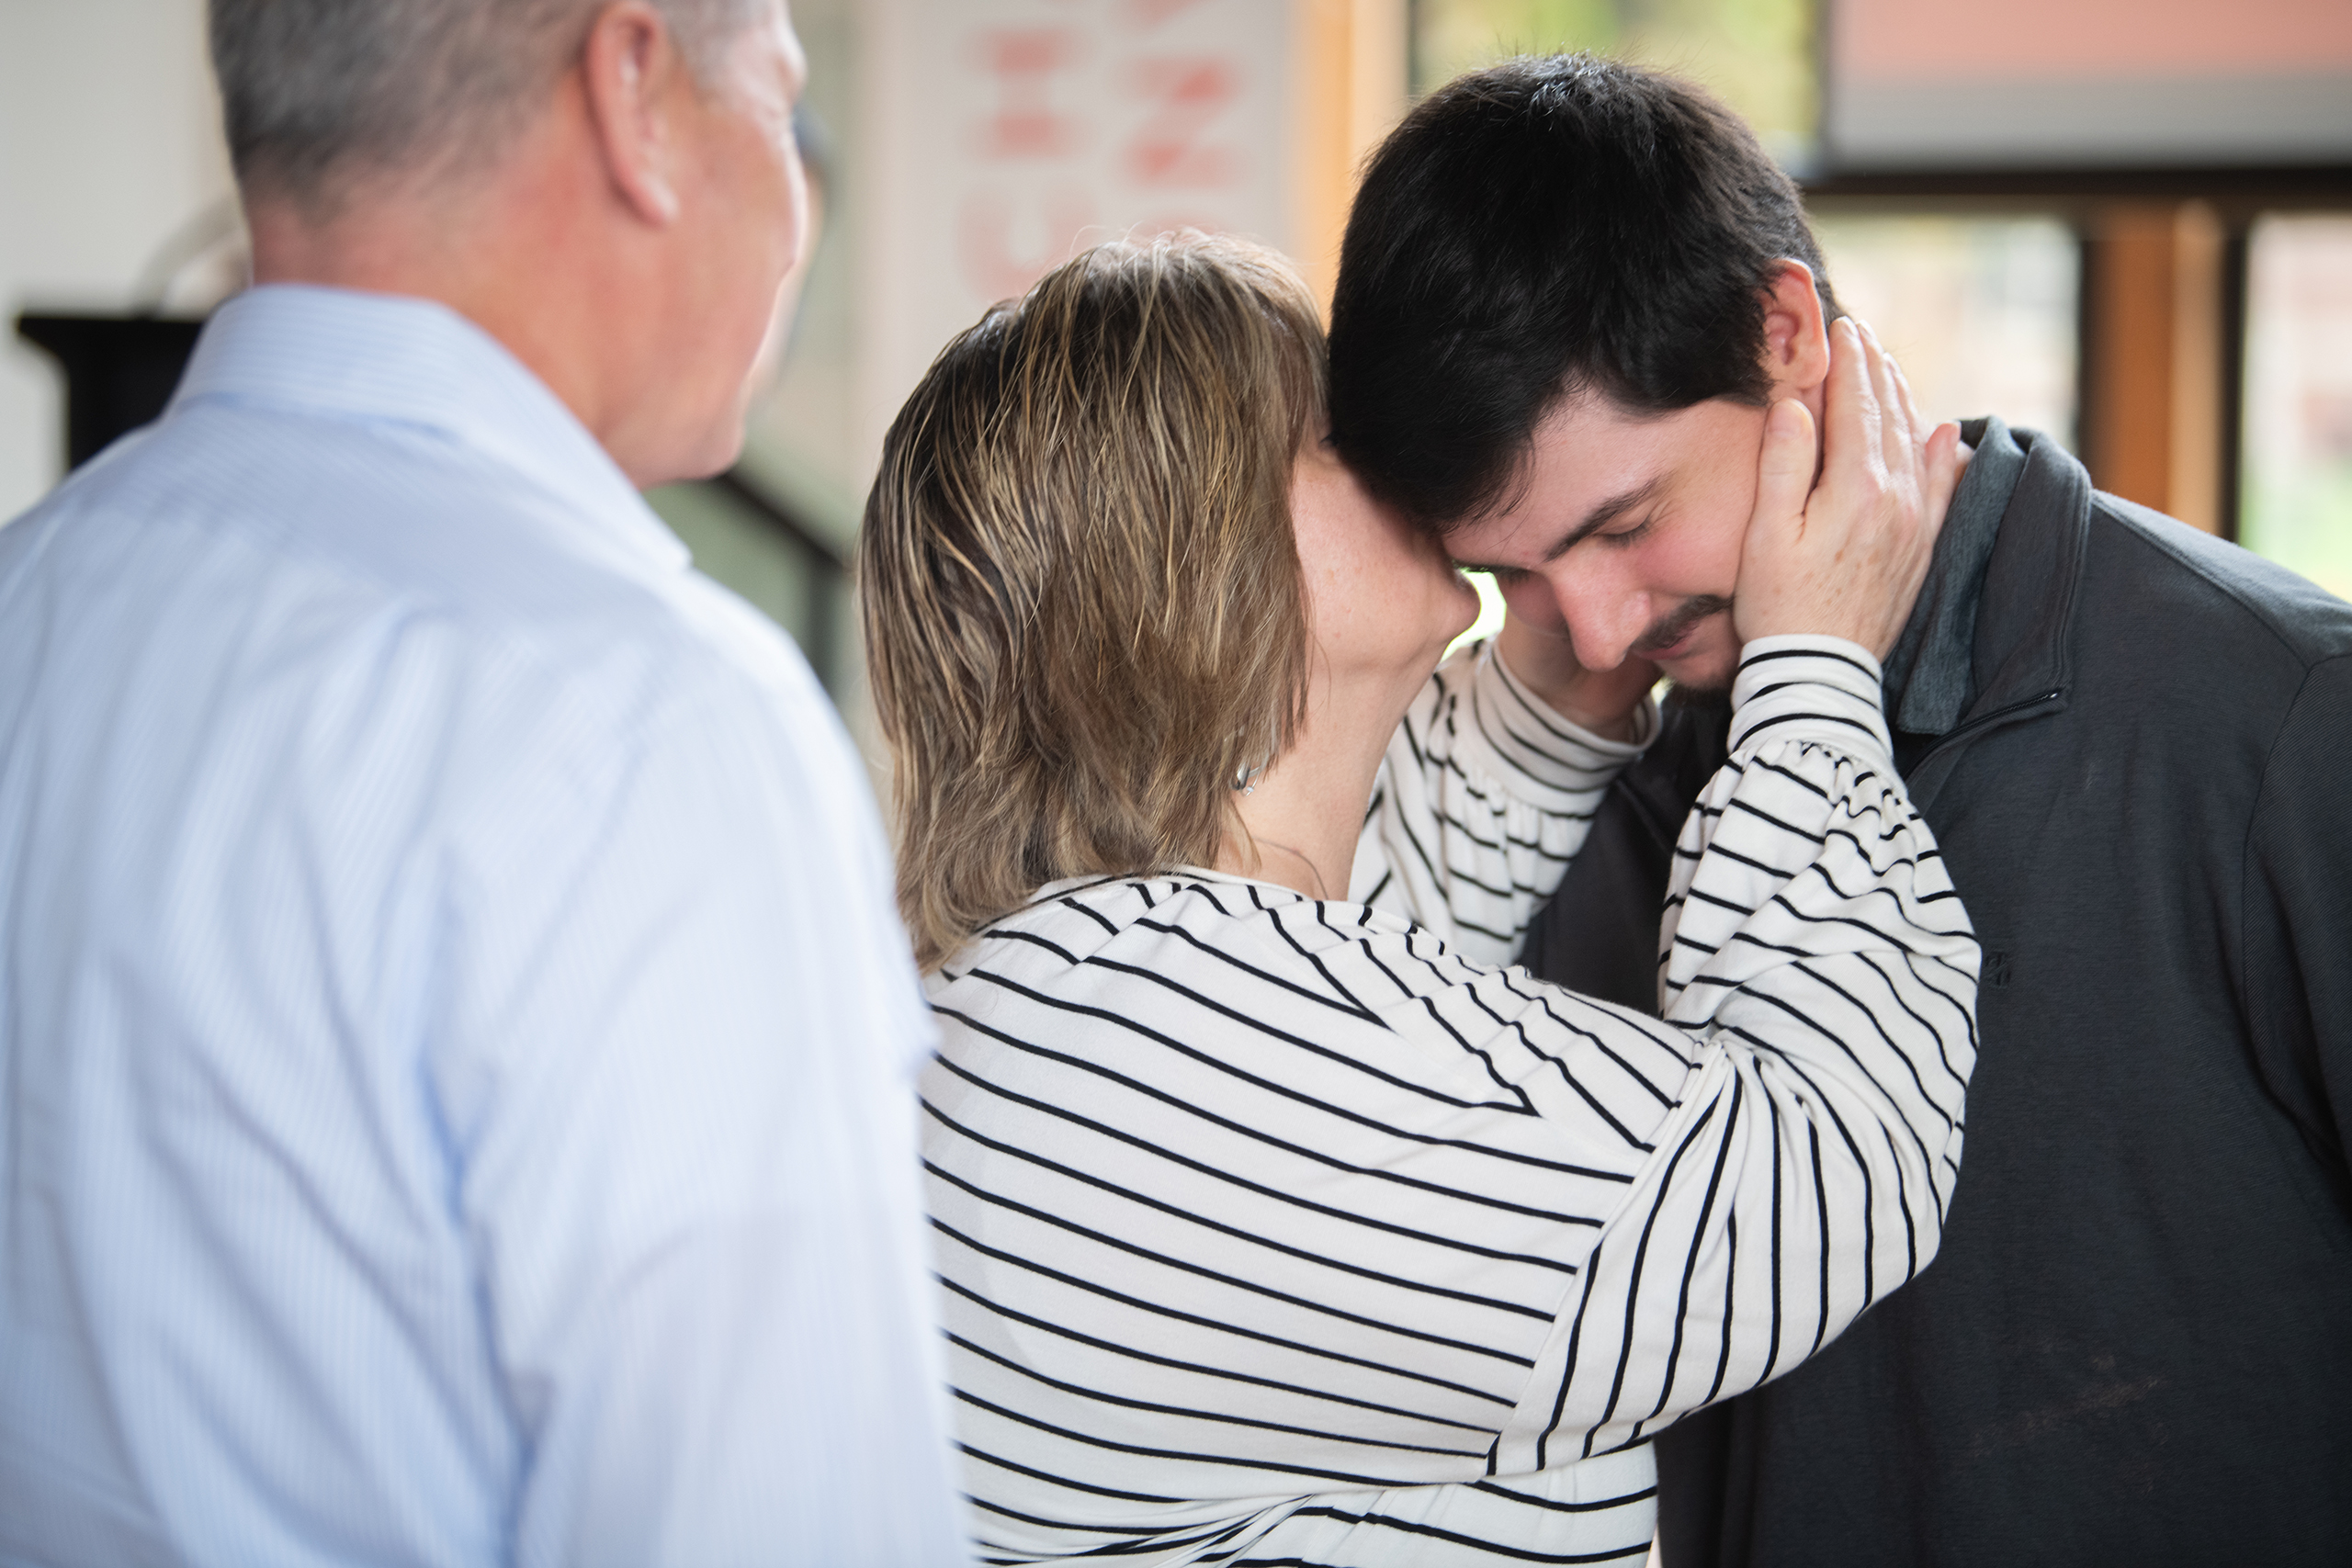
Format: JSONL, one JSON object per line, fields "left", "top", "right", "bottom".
{"left": 861, "top": 234, "right": 1325, "bottom": 970}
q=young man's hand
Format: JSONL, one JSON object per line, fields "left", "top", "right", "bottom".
{"left": 1734, "top": 318, "right": 1968, "bottom": 658}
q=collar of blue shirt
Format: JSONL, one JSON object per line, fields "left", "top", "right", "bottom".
{"left": 169, "top": 283, "right": 691, "bottom": 576}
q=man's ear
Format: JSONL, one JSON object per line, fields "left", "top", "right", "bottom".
{"left": 1759, "top": 259, "right": 1830, "bottom": 400}
{"left": 580, "top": 2, "right": 687, "bottom": 226}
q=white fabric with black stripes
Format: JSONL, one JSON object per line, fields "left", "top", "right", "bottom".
{"left": 922, "top": 634, "right": 1980, "bottom": 1566}
{"left": 1350, "top": 638, "right": 1653, "bottom": 964}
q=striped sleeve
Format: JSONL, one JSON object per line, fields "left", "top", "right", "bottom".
{"left": 1351, "top": 637, "right": 1657, "bottom": 965}
{"left": 1495, "top": 634, "right": 1979, "bottom": 1469}
{"left": 920, "top": 636, "right": 1976, "bottom": 1564}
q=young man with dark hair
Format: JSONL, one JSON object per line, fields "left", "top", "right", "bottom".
{"left": 1330, "top": 52, "right": 2352, "bottom": 1567}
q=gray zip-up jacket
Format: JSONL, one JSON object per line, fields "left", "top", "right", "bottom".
{"left": 1528, "top": 419, "right": 2352, "bottom": 1566}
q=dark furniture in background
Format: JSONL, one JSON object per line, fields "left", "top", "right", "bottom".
{"left": 16, "top": 314, "right": 206, "bottom": 470}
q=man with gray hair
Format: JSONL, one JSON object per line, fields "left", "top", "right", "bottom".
{"left": 0, "top": 3, "right": 967, "bottom": 1562}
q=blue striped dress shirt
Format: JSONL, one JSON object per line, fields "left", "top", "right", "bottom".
{"left": 0, "top": 286, "right": 968, "bottom": 1566}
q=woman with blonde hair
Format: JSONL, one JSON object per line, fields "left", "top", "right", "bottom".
{"left": 863, "top": 233, "right": 1976, "bottom": 1565}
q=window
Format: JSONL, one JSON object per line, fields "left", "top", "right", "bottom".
{"left": 1812, "top": 214, "right": 2080, "bottom": 447}
{"left": 2239, "top": 214, "right": 2352, "bottom": 599}
{"left": 1410, "top": 0, "right": 1820, "bottom": 169}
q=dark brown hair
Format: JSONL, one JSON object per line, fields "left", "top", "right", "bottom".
{"left": 1329, "top": 53, "right": 1840, "bottom": 530}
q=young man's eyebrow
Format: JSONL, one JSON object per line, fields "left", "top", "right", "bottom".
{"left": 1449, "top": 476, "right": 1666, "bottom": 571}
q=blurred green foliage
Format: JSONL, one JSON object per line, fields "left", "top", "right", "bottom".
{"left": 1411, "top": 0, "right": 1819, "bottom": 170}
{"left": 2244, "top": 464, "right": 2352, "bottom": 604}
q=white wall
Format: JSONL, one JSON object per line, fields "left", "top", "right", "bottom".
{"left": 0, "top": 0, "right": 237, "bottom": 520}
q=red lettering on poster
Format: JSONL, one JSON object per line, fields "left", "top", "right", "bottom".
{"left": 1122, "top": 56, "right": 1239, "bottom": 187}
{"left": 1125, "top": 0, "right": 1213, "bottom": 29}
{"left": 975, "top": 28, "right": 1085, "bottom": 160}
{"left": 957, "top": 186, "right": 1099, "bottom": 301}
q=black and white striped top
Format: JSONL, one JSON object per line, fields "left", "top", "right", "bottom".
{"left": 922, "top": 637, "right": 1979, "bottom": 1566}
{"left": 1347, "top": 637, "right": 1653, "bottom": 964}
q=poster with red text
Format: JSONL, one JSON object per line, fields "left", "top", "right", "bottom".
{"left": 857, "top": 0, "right": 1297, "bottom": 477}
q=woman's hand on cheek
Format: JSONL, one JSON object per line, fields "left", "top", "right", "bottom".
{"left": 1495, "top": 577, "right": 1657, "bottom": 743}
{"left": 1732, "top": 319, "right": 1968, "bottom": 658}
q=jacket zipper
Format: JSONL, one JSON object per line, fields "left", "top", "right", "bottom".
{"left": 1915, "top": 687, "right": 2064, "bottom": 771}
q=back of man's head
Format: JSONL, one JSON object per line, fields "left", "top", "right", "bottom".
{"left": 1329, "top": 54, "right": 1838, "bottom": 530}
{"left": 210, "top": 0, "right": 763, "bottom": 215}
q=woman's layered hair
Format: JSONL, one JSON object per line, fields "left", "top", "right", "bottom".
{"left": 863, "top": 234, "right": 1326, "bottom": 970}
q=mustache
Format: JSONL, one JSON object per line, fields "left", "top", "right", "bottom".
{"left": 1632, "top": 594, "right": 1735, "bottom": 658}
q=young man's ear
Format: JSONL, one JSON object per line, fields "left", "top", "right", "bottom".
{"left": 1759, "top": 259, "right": 1831, "bottom": 400}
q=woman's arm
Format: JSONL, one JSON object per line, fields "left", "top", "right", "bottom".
{"left": 921, "top": 646, "right": 1973, "bottom": 1521}
{"left": 1486, "top": 635, "right": 1975, "bottom": 1469}
{"left": 1349, "top": 641, "right": 1654, "bottom": 965}
{"left": 1499, "top": 323, "right": 1976, "bottom": 1457}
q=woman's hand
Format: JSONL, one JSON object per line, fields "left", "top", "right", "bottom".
{"left": 1496, "top": 577, "right": 1657, "bottom": 743}
{"left": 1733, "top": 319, "right": 1968, "bottom": 659}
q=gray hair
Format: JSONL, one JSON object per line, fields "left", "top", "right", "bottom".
{"left": 209, "top": 0, "right": 768, "bottom": 212}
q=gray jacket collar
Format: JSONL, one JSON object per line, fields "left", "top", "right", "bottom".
{"left": 1883, "top": 416, "right": 2088, "bottom": 739}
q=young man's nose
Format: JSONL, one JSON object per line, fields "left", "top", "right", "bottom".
{"left": 1549, "top": 574, "right": 1647, "bottom": 671}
